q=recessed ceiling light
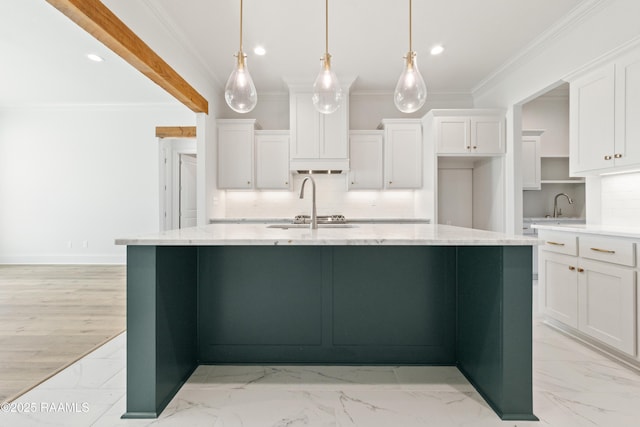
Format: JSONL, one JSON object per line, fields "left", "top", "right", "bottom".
{"left": 430, "top": 45, "right": 444, "bottom": 56}
{"left": 87, "top": 53, "right": 104, "bottom": 62}
{"left": 254, "top": 46, "right": 266, "bottom": 56}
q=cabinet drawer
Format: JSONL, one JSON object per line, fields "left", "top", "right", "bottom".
{"left": 539, "top": 231, "right": 578, "bottom": 256}
{"left": 579, "top": 236, "right": 635, "bottom": 267}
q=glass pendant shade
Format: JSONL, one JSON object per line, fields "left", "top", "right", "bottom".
{"left": 312, "top": 53, "right": 342, "bottom": 114}
{"left": 225, "top": 52, "right": 257, "bottom": 113}
{"left": 394, "top": 52, "right": 427, "bottom": 113}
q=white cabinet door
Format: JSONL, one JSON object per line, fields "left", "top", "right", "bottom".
{"left": 522, "top": 134, "right": 541, "bottom": 190}
{"left": 471, "top": 117, "right": 504, "bottom": 154}
{"left": 289, "top": 88, "right": 349, "bottom": 170}
{"left": 349, "top": 131, "right": 383, "bottom": 190}
{"left": 570, "top": 64, "right": 615, "bottom": 175}
{"left": 384, "top": 122, "right": 422, "bottom": 189}
{"left": 435, "top": 115, "right": 504, "bottom": 154}
{"left": 615, "top": 49, "right": 640, "bottom": 168}
{"left": 578, "top": 259, "right": 636, "bottom": 355}
{"left": 290, "top": 92, "right": 319, "bottom": 159}
{"left": 218, "top": 120, "right": 255, "bottom": 189}
{"left": 436, "top": 117, "right": 469, "bottom": 154}
{"left": 255, "top": 131, "right": 290, "bottom": 190}
{"left": 322, "top": 103, "right": 348, "bottom": 159}
{"left": 539, "top": 250, "right": 579, "bottom": 328}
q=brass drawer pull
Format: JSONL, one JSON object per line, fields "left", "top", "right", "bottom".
{"left": 578, "top": 268, "right": 585, "bottom": 273}
{"left": 604, "top": 155, "right": 613, "bottom": 160}
{"left": 568, "top": 266, "right": 576, "bottom": 271}
{"left": 547, "top": 241, "right": 565, "bottom": 246}
{"left": 590, "top": 247, "right": 615, "bottom": 254}
{"left": 614, "top": 153, "right": 622, "bottom": 159}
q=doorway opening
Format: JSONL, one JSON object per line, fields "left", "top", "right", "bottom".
{"left": 159, "top": 137, "right": 197, "bottom": 231}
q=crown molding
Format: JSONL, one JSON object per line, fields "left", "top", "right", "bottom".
{"left": 563, "top": 35, "right": 640, "bottom": 81}
{"left": 472, "top": 0, "right": 609, "bottom": 99}
{"left": 0, "top": 102, "right": 187, "bottom": 111}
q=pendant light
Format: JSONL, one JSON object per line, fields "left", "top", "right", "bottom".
{"left": 394, "top": 0, "right": 427, "bottom": 113}
{"left": 225, "top": 0, "right": 257, "bottom": 113}
{"left": 312, "top": 0, "right": 342, "bottom": 114}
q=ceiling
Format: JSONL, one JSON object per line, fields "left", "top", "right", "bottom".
{"left": 1, "top": 0, "right": 586, "bottom": 107}
{"left": 0, "top": 0, "right": 176, "bottom": 107}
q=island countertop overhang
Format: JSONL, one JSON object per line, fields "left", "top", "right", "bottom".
{"left": 116, "top": 223, "right": 540, "bottom": 246}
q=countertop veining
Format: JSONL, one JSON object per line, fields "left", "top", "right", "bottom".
{"left": 116, "top": 223, "right": 539, "bottom": 246}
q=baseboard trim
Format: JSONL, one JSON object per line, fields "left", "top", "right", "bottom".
{"left": 0, "top": 255, "right": 126, "bottom": 265}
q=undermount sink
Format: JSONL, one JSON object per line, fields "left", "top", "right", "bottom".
{"left": 266, "top": 224, "right": 358, "bottom": 229}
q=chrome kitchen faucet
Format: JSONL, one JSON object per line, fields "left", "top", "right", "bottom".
{"left": 553, "top": 192, "right": 574, "bottom": 218}
{"left": 299, "top": 176, "right": 318, "bottom": 229}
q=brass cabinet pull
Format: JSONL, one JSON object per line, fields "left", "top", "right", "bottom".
{"left": 614, "top": 153, "right": 622, "bottom": 159}
{"left": 590, "top": 247, "right": 615, "bottom": 254}
{"left": 473, "top": 146, "right": 477, "bottom": 149}
{"left": 578, "top": 268, "right": 585, "bottom": 273}
{"left": 466, "top": 146, "right": 471, "bottom": 150}
{"left": 568, "top": 266, "right": 576, "bottom": 271}
{"left": 604, "top": 155, "right": 613, "bottom": 160}
{"left": 547, "top": 241, "right": 565, "bottom": 246}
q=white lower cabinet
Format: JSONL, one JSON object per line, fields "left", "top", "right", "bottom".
{"left": 539, "top": 251, "right": 579, "bottom": 328}
{"left": 539, "top": 229, "right": 638, "bottom": 357}
{"left": 578, "top": 259, "right": 636, "bottom": 355}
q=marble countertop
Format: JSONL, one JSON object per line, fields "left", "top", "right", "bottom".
{"left": 116, "top": 223, "right": 539, "bottom": 246}
{"left": 523, "top": 217, "right": 586, "bottom": 223}
{"left": 532, "top": 223, "right": 640, "bottom": 239}
{"left": 209, "top": 218, "right": 432, "bottom": 224}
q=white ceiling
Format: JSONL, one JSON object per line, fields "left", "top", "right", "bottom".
{"left": 0, "top": 0, "right": 176, "bottom": 107}
{"left": 1, "top": 0, "right": 586, "bottom": 107}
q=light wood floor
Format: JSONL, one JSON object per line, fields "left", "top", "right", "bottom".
{"left": 0, "top": 265, "right": 126, "bottom": 403}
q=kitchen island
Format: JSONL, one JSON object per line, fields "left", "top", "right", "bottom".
{"left": 116, "top": 224, "right": 539, "bottom": 421}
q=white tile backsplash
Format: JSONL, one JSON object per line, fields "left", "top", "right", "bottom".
{"left": 224, "top": 174, "right": 418, "bottom": 219}
{"left": 601, "top": 172, "right": 640, "bottom": 227}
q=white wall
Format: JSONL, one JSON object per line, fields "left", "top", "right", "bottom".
{"left": 473, "top": 0, "right": 640, "bottom": 231}
{"left": 522, "top": 94, "right": 570, "bottom": 157}
{"left": 0, "top": 105, "right": 194, "bottom": 264}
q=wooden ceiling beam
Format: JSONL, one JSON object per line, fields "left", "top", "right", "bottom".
{"left": 155, "top": 126, "right": 197, "bottom": 138}
{"left": 46, "top": 0, "right": 208, "bottom": 114}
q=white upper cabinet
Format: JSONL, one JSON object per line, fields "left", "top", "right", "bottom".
{"left": 522, "top": 130, "right": 544, "bottom": 190}
{"left": 381, "top": 119, "right": 422, "bottom": 189}
{"left": 349, "top": 131, "right": 383, "bottom": 190}
{"left": 614, "top": 49, "right": 640, "bottom": 169}
{"left": 217, "top": 119, "right": 257, "bottom": 189}
{"left": 218, "top": 121, "right": 290, "bottom": 190}
{"left": 570, "top": 47, "right": 640, "bottom": 175}
{"left": 429, "top": 109, "right": 505, "bottom": 155}
{"left": 255, "top": 131, "right": 290, "bottom": 190}
{"left": 288, "top": 84, "right": 351, "bottom": 171}
{"left": 570, "top": 64, "right": 615, "bottom": 174}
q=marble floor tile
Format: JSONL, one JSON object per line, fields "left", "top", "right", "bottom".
{"left": 4, "top": 303, "right": 640, "bottom": 426}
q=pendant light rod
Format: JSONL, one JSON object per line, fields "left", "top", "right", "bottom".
{"left": 409, "top": 0, "right": 413, "bottom": 52}
{"left": 325, "top": 0, "right": 329, "bottom": 54}
{"left": 239, "top": 0, "right": 244, "bottom": 52}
